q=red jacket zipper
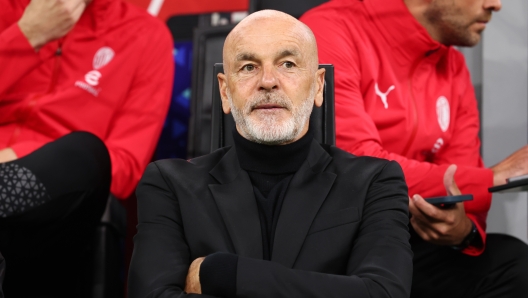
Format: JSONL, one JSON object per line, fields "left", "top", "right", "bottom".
{"left": 48, "top": 45, "right": 63, "bottom": 93}
{"left": 401, "top": 60, "right": 421, "bottom": 156}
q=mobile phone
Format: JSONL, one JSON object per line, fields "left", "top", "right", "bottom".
{"left": 507, "top": 174, "right": 528, "bottom": 183}
{"left": 489, "top": 175, "right": 528, "bottom": 193}
{"left": 425, "top": 194, "right": 473, "bottom": 208}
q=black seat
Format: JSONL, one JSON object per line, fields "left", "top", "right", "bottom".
{"left": 210, "top": 63, "right": 335, "bottom": 151}
{"left": 188, "top": 25, "right": 235, "bottom": 158}
{"left": 249, "top": 0, "right": 329, "bottom": 18}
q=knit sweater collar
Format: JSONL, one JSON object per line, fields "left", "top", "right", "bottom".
{"left": 233, "top": 128, "right": 313, "bottom": 175}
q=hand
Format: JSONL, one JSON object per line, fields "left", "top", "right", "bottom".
{"left": 185, "top": 257, "right": 205, "bottom": 294}
{"left": 409, "top": 165, "right": 472, "bottom": 246}
{"left": 17, "top": 0, "right": 88, "bottom": 50}
{"left": 0, "top": 148, "right": 17, "bottom": 163}
{"left": 491, "top": 145, "right": 528, "bottom": 186}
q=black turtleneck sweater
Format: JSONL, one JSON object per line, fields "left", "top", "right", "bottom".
{"left": 200, "top": 129, "right": 313, "bottom": 298}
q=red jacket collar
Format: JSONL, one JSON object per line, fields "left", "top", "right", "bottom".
{"left": 79, "top": 0, "right": 117, "bottom": 37}
{"left": 364, "top": 0, "right": 448, "bottom": 64}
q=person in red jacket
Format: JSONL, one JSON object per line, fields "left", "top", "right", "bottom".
{"left": 302, "top": 0, "right": 528, "bottom": 297}
{"left": 0, "top": 0, "right": 172, "bottom": 296}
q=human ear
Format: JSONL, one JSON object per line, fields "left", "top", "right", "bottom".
{"left": 218, "top": 73, "right": 231, "bottom": 114}
{"left": 314, "top": 68, "right": 325, "bottom": 107}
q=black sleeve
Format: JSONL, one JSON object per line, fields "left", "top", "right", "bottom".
{"left": 128, "top": 163, "right": 220, "bottom": 298}
{"left": 200, "top": 252, "right": 238, "bottom": 297}
{"left": 233, "top": 161, "right": 413, "bottom": 298}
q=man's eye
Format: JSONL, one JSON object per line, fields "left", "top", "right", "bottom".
{"left": 242, "top": 65, "right": 255, "bottom": 72}
{"left": 283, "top": 61, "right": 294, "bottom": 68}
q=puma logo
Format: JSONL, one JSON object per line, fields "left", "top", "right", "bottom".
{"left": 375, "top": 83, "right": 395, "bottom": 109}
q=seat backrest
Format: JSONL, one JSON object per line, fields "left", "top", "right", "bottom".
{"left": 188, "top": 25, "right": 235, "bottom": 158}
{"left": 249, "top": 0, "right": 329, "bottom": 18}
{"left": 210, "top": 63, "right": 335, "bottom": 152}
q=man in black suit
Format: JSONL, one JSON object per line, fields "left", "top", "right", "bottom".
{"left": 129, "top": 10, "right": 413, "bottom": 298}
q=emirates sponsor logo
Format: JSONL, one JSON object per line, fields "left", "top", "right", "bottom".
{"left": 93, "top": 47, "right": 115, "bottom": 70}
{"left": 75, "top": 47, "right": 114, "bottom": 96}
{"left": 75, "top": 81, "right": 99, "bottom": 96}
{"left": 85, "top": 70, "right": 102, "bottom": 86}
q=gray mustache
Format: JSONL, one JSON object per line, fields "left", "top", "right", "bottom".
{"left": 247, "top": 93, "right": 293, "bottom": 112}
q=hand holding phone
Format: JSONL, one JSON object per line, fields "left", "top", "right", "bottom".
{"left": 408, "top": 165, "right": 474, "bottom": 246}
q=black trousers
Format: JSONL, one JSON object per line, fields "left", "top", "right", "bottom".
{"left": 0, "top": 132, "right": 111, "bottom": 298}
{"left": 411, "top": 230, "right": 528, "bottom": 298}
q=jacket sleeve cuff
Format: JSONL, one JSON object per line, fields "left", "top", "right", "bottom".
{"left": 200, "top": 252, "right": 238, "bottom": 297}
{"left": 462, "top": 213, "right": 487, "bottom": 256}
{"left": 454, "top": 166, "right": 494, "bottom": 209}
{"left": 1, "top": 24, "right": 55, "bottom": 60}
{"left": 454, "top": 166, "right": 493, "bottom": 256}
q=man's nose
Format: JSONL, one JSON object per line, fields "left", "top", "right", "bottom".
{"left": 258, "top": 65, "right": 279, "bottom": 92}
{"left": 484, "top": 0, "right": 502, "bottom": 12}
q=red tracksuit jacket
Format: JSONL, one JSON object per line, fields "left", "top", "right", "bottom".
{"left": 302, "top": 0, "right": 493, "bottom": 255}
{"left": 0, "top": 0, "right": 173, "bottom": 198}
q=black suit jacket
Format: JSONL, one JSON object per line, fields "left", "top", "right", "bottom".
{"left": 129, "top": 140, "right": 412, "bottom": 298}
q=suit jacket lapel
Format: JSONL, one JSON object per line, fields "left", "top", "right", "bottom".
{"left": 272, "top": 141, "right": 336, "bottom": 268}
{"left": 209, "top": 147, "right": 263, "bottom": 259}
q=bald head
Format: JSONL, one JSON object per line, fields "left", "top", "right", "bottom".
{"left": 223, "top": 10, "right": 319, "bottom": 74}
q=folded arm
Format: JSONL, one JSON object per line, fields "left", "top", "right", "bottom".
{"left": 188, "top": 161, "right": 412, "bottom": 298}
{"left": 129, "top": 162, "right": 220, "bottom": 298}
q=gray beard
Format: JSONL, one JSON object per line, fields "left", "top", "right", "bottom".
{"left": 228, "top": 85, "right": 315, "bottom": 145}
